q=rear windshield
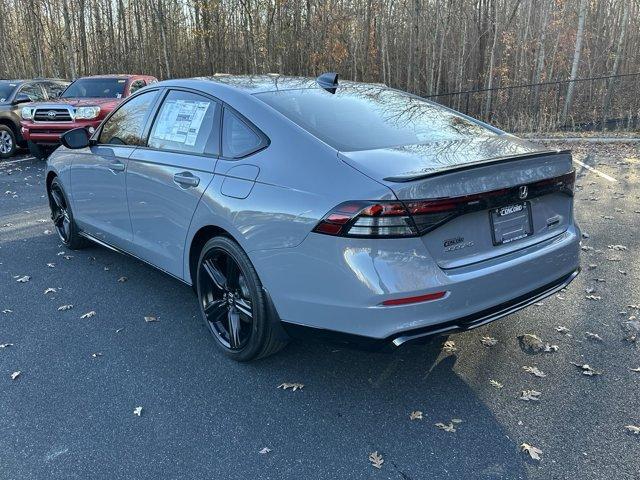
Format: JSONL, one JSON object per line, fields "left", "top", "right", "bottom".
{"left": 62, "top": 78, "right": 127, "bottom": 99}
{"left": 256, "top": 86, "right": 496, "bottom": 151}
{"left": 0, "top": 82, "right": 18, "bottom": 103}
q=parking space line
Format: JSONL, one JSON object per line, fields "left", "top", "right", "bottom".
{"left": 573, "top": 159, "right": 617, "bottom": 183}
{"left": 1, "top": 156, "right": 36, "bottom": 166}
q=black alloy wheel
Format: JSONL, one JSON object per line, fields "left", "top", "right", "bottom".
{"left": 200, "top": 249, "right": 254, "bottom": 349}
{"left": 47, "top": 178, "right": 86, "bottom": 249}
{"left": 50, "top": 182, "right": 72, "bottom": 243}
{"left": 196, "top": 236, "right": 287, "bottom": 361}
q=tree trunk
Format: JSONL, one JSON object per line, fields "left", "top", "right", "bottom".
{"left": 561, "top": 0, "right": 588, "bottom": 123}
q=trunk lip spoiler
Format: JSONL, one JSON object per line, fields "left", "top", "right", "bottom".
{"left": 383, "top": 149, "right": 571, "bottom": 183}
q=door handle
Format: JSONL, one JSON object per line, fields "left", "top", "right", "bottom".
{"left": 108, "top": 161, "right": 126, "bottom": 172}
{"left": 173, "top": 172, "right": 200, "bottom": 188}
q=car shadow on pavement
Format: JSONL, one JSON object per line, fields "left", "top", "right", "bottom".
{"left": 242, "top": 339, "right": 529, "bottom": 478}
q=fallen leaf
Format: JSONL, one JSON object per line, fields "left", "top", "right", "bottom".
{"left": 585, "top": 331, "right": 603, "bottom": 342}
{"left": 519, "top": 390, "right": 542, "bottom": 401}
{"left": 570, "top": 362, "right": 602, "bottom": 376}
{"left": 481, "top": 336, "right": 498, "bottom": 347}
{"left": 16, "top": 275, "right": 30, "bottom": 283}
{"left": 2, "top": 309, "right": 13, "bottom": 314}
{"left": 11, "top": 371, "right": 21, "bottom": 380}
{"left": 133, "top": 406, "right": 143, "bottom": 416}
{"left": 409, "top": 411, "right": 423, "bottom": 420}
{"left": 57, "top": 304, "right": 73, "bottom": 311}
{"left": 368, "top": 451, "right": 384, "bottom": 469}
{"left": 117, "top": 276, "right": 128, "bottom": 283}
{"left": 520, "top": 443, "right": 543, "bottom": 461}
{"left": 435, "top": 421, "right": 459, "bottom": 433}
{"left": 80, "top": 311, "right": 96, "bottom": 319}
{"left": 490, "top": 379, "right": 504, "bottom": 389}
{"left": 442, "top": 340, "right": 457, "bottom": 353}
{"left": 585, "top": 295, "right": 602, "bottom": 301}
{"left": 44, "top": 288, "right": 56, "bottom": 295}
{"left": 46, "top": 263, "right": 55, "bottom": 268}
{"left": 624, "top": 425, "right": 640, "bottom": 435}
{"left": 259, "top": 447, "right": 271, "bottom": 454}
{"left": 629, "top": 367, "right": 640, "bottom": 373}
{"left": 523, "top": 366, "right": 546, "bottom": 378}
{"left": 519, "top": 334, "right": 544, "bottom": 352}
{"left": 0, "top": 343, "right": 14, "bottom": 348}
{"left": 115, "top": 327, "right": 125, "bottom": 333}
{"left": 607, "top": 244, "right": 627, "bottom": 251}
{"left": 278, "top": 382, "right": 304, "bottom": 391}
{"left": 144, "top": 316, "right": 158, "bottom": 323}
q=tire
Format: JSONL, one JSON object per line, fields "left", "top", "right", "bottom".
{"left": 196, "top": 236, "right": 288, "bottom": 361}
{"left": 28, "top": 141, "right": 53, "bottom": 160}
{"left": 48, "top": 177, "right": 87, "bottom": 250}
{"left": 0, "top": 125, "right": 17, "bottom": 159}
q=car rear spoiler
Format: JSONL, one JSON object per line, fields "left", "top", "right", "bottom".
{"left": 383, "top": 149, "right": 571, "bottom": 183}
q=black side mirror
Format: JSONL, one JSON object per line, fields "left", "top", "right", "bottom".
{"left": 13, "top": 93, "right": 31, "bottom": 105}
{"left": 61, "top": 127, "right": 90, "bottom": 149}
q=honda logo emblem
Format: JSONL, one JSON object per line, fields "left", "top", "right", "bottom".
{"left": 518, "top": 185, "right": 528, "bottom": 199}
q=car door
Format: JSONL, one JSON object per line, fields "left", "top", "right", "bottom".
{"left": 71, "top": 89, "right": 159, "bottom": 248}
{"left": 126, "top": 89, "right": 220, "bottom": 278}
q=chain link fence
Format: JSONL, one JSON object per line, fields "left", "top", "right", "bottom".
{"left": 426, "top": 73, "right": 640, "bottom": 133}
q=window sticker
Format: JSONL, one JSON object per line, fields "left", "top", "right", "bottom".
{"left": 153, "top": 99, "right": 210, "bottom": 146}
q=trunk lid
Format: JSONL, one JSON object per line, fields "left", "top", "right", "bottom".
{"left": 339, "top": 135, "right": 575, "bottom": 269}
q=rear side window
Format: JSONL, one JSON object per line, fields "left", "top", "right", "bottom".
{"left": 19, "top": 84, "right": 45, "bottom": 101}
{"left": 222, "top": 109, "right": 266, "bottom": 158}
{"left": 129, "top": 80, "right": 146, "bottom": 95}
{"left": 256, "top": 87, "right": 495, "bottom": 151}
{"left": 147, "top": 90, "right": 220, "bottom": 155}
{"left": 43, "top": 82, "right": 67, "bottom": 99}
{"left": 99, "top": 90, "right": 158, "bottom": 146}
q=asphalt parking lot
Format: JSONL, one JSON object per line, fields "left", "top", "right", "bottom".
{"left": 1, "top": 142, "right": 639, "bottom": 480}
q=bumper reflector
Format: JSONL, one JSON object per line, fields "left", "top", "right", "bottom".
{"left": 382, "top": 291, "right": 447, "bottom": 306}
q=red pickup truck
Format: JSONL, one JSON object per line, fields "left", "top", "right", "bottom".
{"left": 20, "top": 74, "right": 157, "bottom": 158}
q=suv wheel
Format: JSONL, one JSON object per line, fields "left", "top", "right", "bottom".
{"left": 0, "top": 125, "right": 16, "bottom": 159}
{"left": 196, "top": 236, "right": 288, "bottom": 361}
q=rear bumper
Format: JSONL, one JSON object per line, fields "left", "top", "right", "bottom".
{"left": 282, "top": 267, "right": 580, "bottom": 349}
{"left": 20, "top": 120, "right": 101, "bottom": 145}
{"left": 252, "top": 223, "right": 581, "bottom": 341}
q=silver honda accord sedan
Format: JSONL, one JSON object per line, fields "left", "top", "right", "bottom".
{"left": 45, "top": 73, "right": 580, "bottom": 361}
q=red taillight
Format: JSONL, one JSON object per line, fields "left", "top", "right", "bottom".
{"left": 312, "top": 201, "right": 419, "bottom": 238}
{"left": 382, "top": 291, "right": 447, "bottom": 306}
{"left": 313, "top": 170, "right": 575, "bottom": 238}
